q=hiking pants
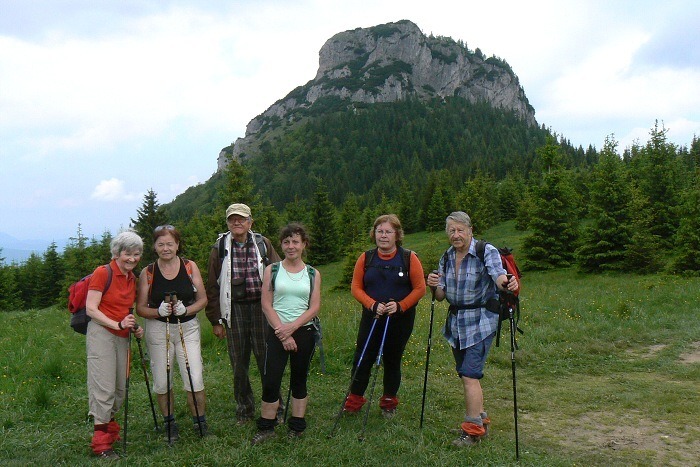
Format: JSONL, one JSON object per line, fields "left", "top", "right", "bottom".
{"left": 223, "top": 301, "right": 272, "bottom": 419}
{"left": 262, "top": 324, "right": 316, "bottom": 402}
{"left": 350, "top": 308, "right": 416, "bottom": 398}
{"left": 86, "top": 320, "right": 129, "bottom": 425}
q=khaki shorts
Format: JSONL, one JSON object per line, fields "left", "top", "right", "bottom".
{"left": 145, "top": 318, "right": 204, "bottom": 393}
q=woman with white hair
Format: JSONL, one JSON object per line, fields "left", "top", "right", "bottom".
{"left": 85, "top": 230, "right": 143, "bottom": 460}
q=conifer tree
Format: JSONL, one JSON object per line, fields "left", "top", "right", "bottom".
{"left": 285, "top": 196, "right": 313, "bottom": 228}
{"left": 62, "top": 224, "right": 92, "bottom": 289}
{"left": 456, "top": 170, "right": 498, "bottom": 234}
{"left": 627, "top": 122, "right": 682, "bottom": 248}
{"left": 425, "top": 187, "right": 449, "bottom": 232}
{"left": 0, "top": 250, "right": 23, "bottom": 310}
{"left": 575, "top": 136, "right": 633, "bottom": 272}
{"left": 40, "top": 242, "right": 65, "bottom": 306}
{"left": 308, "top": 179, "right": 340, "bottom": 265}
{"left": 131, "top": 189, "right": 168, "bottom": 264}
{"left": 18, "top": 253, "right": 43, "bottom": 308}
{"left": 338, "top": 193, "right": 365, "bottom": 254}
{"left": 522, "top": 137, "right": 579, "bottom": 269}
{"left": 671, "top": 178, "right": 700, "bottom": 275}
{"left": 396, "top": 180, "right": 419, "bottom": 233}
{"left": 624, "top": 185, "right": 664, "bottom": 274}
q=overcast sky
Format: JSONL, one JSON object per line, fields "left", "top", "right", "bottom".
{"left": 1, "top": 0, "right": 699, "bottom": 246}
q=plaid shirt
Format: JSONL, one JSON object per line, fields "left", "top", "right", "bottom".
{"left": 230, "top": 235, "right": 264, "bottom": 301}
{"left": 439, "top": 240, "right": 505, "bottom": 350}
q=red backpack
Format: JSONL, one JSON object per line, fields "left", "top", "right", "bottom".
{"left": 68, "top": 264, "right": 113, "bottom": 334}
{"left": 474, "top": 241, "right": 523, "bottom": 347}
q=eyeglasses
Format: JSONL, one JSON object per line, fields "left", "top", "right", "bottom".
{"left": 228, "top": 217, "right": 250, "bottom": 225}
{"left": 154, "top": 224, "right": 175, "bottom": 232}
{"left": 375, "top": 229, "right": 395, "bottom": 236}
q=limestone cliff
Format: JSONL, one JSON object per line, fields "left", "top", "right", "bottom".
{"left": 219, "top": 20, "right": 536, "bottom": 169}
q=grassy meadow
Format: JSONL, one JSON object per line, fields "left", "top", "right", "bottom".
{"left": 1, "top": 223, "right": 699, "bottom": 466}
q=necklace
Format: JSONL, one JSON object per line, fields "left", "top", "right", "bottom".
{"left": 284, "top": 264, "right": 306, "bottom": 282}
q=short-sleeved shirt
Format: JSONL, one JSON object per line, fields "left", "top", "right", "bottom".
{"left": 88, "top": 259, "right": 137, "bottom": 337}
{"left": 439, "top": 240, "right": 505, "bottom": 349}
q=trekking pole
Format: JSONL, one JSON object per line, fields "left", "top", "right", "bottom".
{"left": 328, "top": 313, "right": 381, "bottom": 438}
{"left": 359, "top": 314, "right": 390, "bottom": 442}
{"left": 315, "top": 317, "right": 326, "bottom": 374}
{"left": 420, "top": 271, "right": 438, "bottom": 429}
{"left": 135, "top": 333, "right": 159, "bottom": 431}
{"left": 164, "top": 294, "right": 173, "bottom": 446}
{"left": 123, "top": 312, "right": 136, "bottom": 455}
{"left": 509, "top": 302, "right": 520, "bottom": 460}
{"left": 175, "top": 296, "right": 204, "bottom": 437}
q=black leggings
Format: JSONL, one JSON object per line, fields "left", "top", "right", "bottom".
{"left": 262, "top": 325, "right": 316, "bottom": 402}
{"left": 350, "top": 308, "right": 415, "bottom": 397}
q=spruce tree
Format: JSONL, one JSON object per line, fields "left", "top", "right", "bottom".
{"left": 624, "top": 185, "right": 664, "bottom": 274}
{"left": 456, "top": 170, "right": 498, "bottom": 235}
{"left": 671, "top": 178, "right": 700, "bottom": 275}
{"left": 308, "top": 180, "right": 340, "bottom": 265}
{"left": 628, "top": 122, "right": 682, "bottom": 248}
{"left": 575, "top": 136, "right": 633, "bottom": 272}
{"left": 40, "top": 242, "right": 65, "bottom": 306}
{"left": 522, "top": 137, "right": 579, "bottom": 270}
{"left": 0, "top": 250, "right": 23, "bottom": 310}
{"left": 131, "top": 189, "right": 168, "bottom": 263}
{"left": 338, "top": 194, "right": 365, "bottom": 254}
{"left": 396, "top": 180, "right": 419, "bottom": 233}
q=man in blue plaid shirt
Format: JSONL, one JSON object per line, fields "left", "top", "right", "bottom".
{"left": 427, "top": 211, "right": 519, "bottom": 447}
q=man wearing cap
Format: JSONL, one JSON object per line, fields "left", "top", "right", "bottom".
{"left": 206, "top": 203, "right": 282, "bottom": 425}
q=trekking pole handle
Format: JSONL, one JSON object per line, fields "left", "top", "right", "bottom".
{"left": 429, "top": 270, "right": 438, "bottom": 295}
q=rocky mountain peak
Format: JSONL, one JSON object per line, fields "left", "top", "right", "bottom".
{"left": 219, "top": 20, "right": 536, "bottom": 169}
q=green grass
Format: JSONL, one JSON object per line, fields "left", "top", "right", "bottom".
{"left": 1, "top": 224, "right": 699, "bottom": 466}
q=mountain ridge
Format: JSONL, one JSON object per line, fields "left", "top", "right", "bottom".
{"left": 219, "top": 20, "right": 536, "bottom": 169}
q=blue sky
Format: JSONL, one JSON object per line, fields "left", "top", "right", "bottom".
{"left": 1, "top": 0, "right": 699, "bottom": 249}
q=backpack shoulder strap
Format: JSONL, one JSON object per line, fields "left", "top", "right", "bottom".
{"left": 363, "top": 248, "right": 377, "bottom": 270}
{"left": 269, "top": 262, "right": 280, "bottom": 291}
{"left": 103, "top": 264, "right": 113, "bottom": 294}
{"left": 306, "top": 264, "right": 316, "bottom": 307}
{"left": 254, "top": 232, "right": 268, "bottom": 262}
{"left": 182, "top": 258, "right": 196, "bottom": 291}
{"left": 146, "top": 262, "right": 156, "bottom": 301}
{"left": 475, "top": 239, "right": 487, "bottom": 264}
{"left": 401, "top": 247, "right": 412, "bottom": 276}
{"left": 217, "top": 232, "right": 228, "bottom": 263}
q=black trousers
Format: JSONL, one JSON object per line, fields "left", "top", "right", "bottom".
{"left": 349, "top": 308, "right": 415, "bottom": 397}
{"left": 262, "top": 324, "right": 316, "bottom": 402}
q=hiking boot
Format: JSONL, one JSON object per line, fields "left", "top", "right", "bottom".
{"left": 343, "top": 393, "right": 367, "bottom": 413}
{"left": 381, "top": 407, "right": 397, "bottom": 419}
{"left": 287, "top": 429, "right": 303, "bottom": 440}
{"left": 96, "top": 449, "right": 120, "bottom": 461}
{"left": 236, "top": 416, "right": 252, "bottom": 426}
{"left": 194, "top": 420, "right": 209, "bottom": 437}
{"left": 164, "top": 421, "right": 179, "bottom": 442}
{"left": 251, "top": 429, "right": 276, "bottom": 445}
{"left": 452, "top": 430, "right": 482, "bottom": 447}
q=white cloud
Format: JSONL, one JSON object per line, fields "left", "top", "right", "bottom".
{"left": 91, "top": 178, "right": 140, "bottom": 201}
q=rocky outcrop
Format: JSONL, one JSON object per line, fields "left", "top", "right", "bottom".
{"left": 219, "top": 20, "right": 536, "bottom": 169}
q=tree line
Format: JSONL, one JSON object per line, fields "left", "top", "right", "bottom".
{"left": 1, "top": 111, "right": 699, "bottom": 311}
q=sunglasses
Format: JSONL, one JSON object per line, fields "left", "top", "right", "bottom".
{"left": 154, "top": 224, "right": 175, "bottom": 232}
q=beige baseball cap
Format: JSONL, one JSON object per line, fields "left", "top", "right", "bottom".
{"left": 225, "top": 203, "right": 252, "bottom": 220}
